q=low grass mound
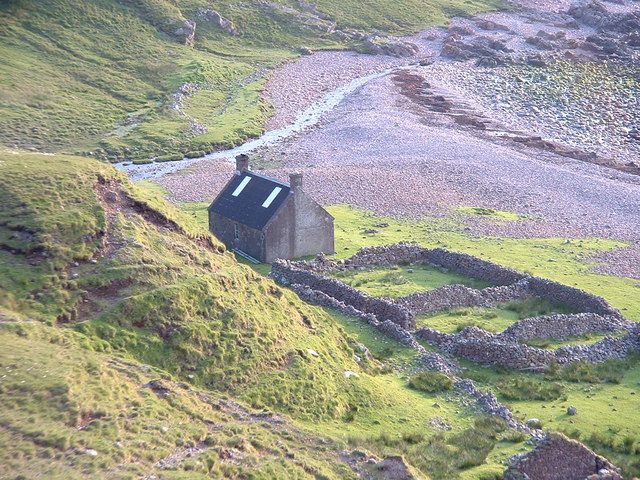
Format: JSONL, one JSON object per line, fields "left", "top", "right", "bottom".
{"left": 498, "top": 377, "right": 565, "bottom": 401}
{"left": 545, "top": 356, "right": 638, "bottom": 385}
{"left": 408, "top": 372, "right": 453, "bottom": 393}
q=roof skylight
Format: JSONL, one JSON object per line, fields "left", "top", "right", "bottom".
{"left": 261, "top": 187, "right": 282, "bottom": 208}
{"left": 231, "top": 176, "right": 251, "bottom": 197}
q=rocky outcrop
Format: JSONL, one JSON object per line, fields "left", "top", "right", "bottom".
{"left": 441, "top": 35, "right": 514, "bottom": 67}
{"left": 361, "top": 36, "right": 419, "bottom": 58}
{"left": 171, "top": 19, "right": 196, "bottom": 45}
{"left": 196, "top": 9, "right": 238, "bottom": 35}
{"left": 568, "top": 0, "right": 614, "bottom": 29}
{"left": 569, "top": 1, "right": 640, "bottom": 59}
{"left": 504, "top": 433, "right": 623, "bottom": 480}
{"left": 363, "top": 455, "right": 415, "bottom": 480}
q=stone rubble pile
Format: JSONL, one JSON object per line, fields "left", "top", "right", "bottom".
{"left": 504, "top": 432, "right": 623, "bottom": 480}
{"left": 455, "top": 378, "right": 525, "bottom": 430}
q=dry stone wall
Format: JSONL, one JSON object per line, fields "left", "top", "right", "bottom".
{"left": 416, "top": 324, "right": 640, "bottom": 371}
{"left": 270, "top": 260, "right": 415, "bottom": 329}
{"left": 501, "top": 313, "right": 634, "bottom": 341}
{"left": 423, "top": 248, "right": 526, "bottom": 285}
{"left": 270, "top": 244, "right": 637, "bottom": 372}
{"left": 526, "top": 276, "right": 622, "bottom": 318}
{"left": 398, "top": 279, "right": 532, "bottom": 315}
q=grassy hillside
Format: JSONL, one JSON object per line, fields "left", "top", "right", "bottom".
{"left": 173, "top": 198, "right": 640, "bottom": 477}
{"left": 0, "top": 151, "right": 381, "bottom": 422}
{"left": 1, "top": 152, "right": 538, "bottom": 479}
{"left": 0, "top": 0, "right": 502, "bottom": 161}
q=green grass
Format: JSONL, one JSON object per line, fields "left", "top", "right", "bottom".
{"left": 173, "top": 199, "right": 640, "bottom": 477}
{"left": 330, "top": 263, "right": 491, "bottom": 298}
{"left": 416, "top": 298, "right": 574, "bottom": 334}
{"left": 497, "top": 377, "right": 566, "bottom": 401}
{"left": 0, "top": 325, "right": 359, "bottom": 480}
{"left": 417, "top": 306, "right": 521, "bottom": 333}
{"left": 327, "top": 204, "right": 640, "bottom": 321}
{"left": 456, "top": 206, "right": 533, "bottom": 221}
{"left": 408, "top": 372, "right": 453, "bottom": 393}
{"left": 5, "top": 156, "right": 639, "bottom": 479}
{"left": 3, "top": 153, "right": 538, "bottom": 479}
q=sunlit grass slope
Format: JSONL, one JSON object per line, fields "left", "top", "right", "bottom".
{"left": 0, "top": 325, "right": 359, "bottom": 480}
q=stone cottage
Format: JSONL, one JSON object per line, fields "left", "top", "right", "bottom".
{"left": 208, "top": 155, "right": 334, "bottom": 263}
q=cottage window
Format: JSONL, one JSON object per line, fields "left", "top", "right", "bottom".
{"left": 234, "top": 223, "right": 240, "bottom": 240}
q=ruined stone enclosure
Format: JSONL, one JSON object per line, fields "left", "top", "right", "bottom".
{"left": 270, "top": 244, "right": 640, "bottom": 372}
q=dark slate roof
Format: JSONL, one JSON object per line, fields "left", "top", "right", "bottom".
{"left": 209, "top": 171, "right": 291, "bottom": 230}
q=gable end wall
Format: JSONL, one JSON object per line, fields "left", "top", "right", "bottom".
{"left": 291, "top": 190, "right": 334, "bottom": 258}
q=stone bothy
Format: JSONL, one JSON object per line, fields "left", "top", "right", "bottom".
{"left": 208, "top": 155, "right": 334, "bottom": 262}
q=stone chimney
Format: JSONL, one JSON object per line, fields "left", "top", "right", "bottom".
{"left": 235, "top": 154, "right": 249, "bottom": 173}
{"left": 289, "top": 172, "right": 303, "bottom": 192}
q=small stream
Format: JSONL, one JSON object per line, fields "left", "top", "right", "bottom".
{"left": 116, "top": 64, "right": 417, "bottom": 181}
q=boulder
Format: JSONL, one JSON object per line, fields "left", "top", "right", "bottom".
{"left": 364, "top": 456, "right": 415, "bottom": 480}
{"left": 362, "top": 36, "right": 419, "bottom": 57}
{"left": 196, "top": 9, "right": 238, "bottom": 35}
{"left": 174, "top": 20, "right": 196, "bottom": 45}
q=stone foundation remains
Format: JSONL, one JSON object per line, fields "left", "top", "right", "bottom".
{"left": 270, "top": 243, "right": 638, "bottom": 429}
{"left": 269, "top": 243, "right": 637, "bottom": 372}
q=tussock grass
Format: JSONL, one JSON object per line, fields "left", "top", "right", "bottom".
{"left": 408, "top": 372, "right": 453, "bottom": 393}
{"left": 0, "top": 326, "right": 356, "bottom": 480}
{"left": 497, "top": 377, "right": 565, "bottom": 401}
